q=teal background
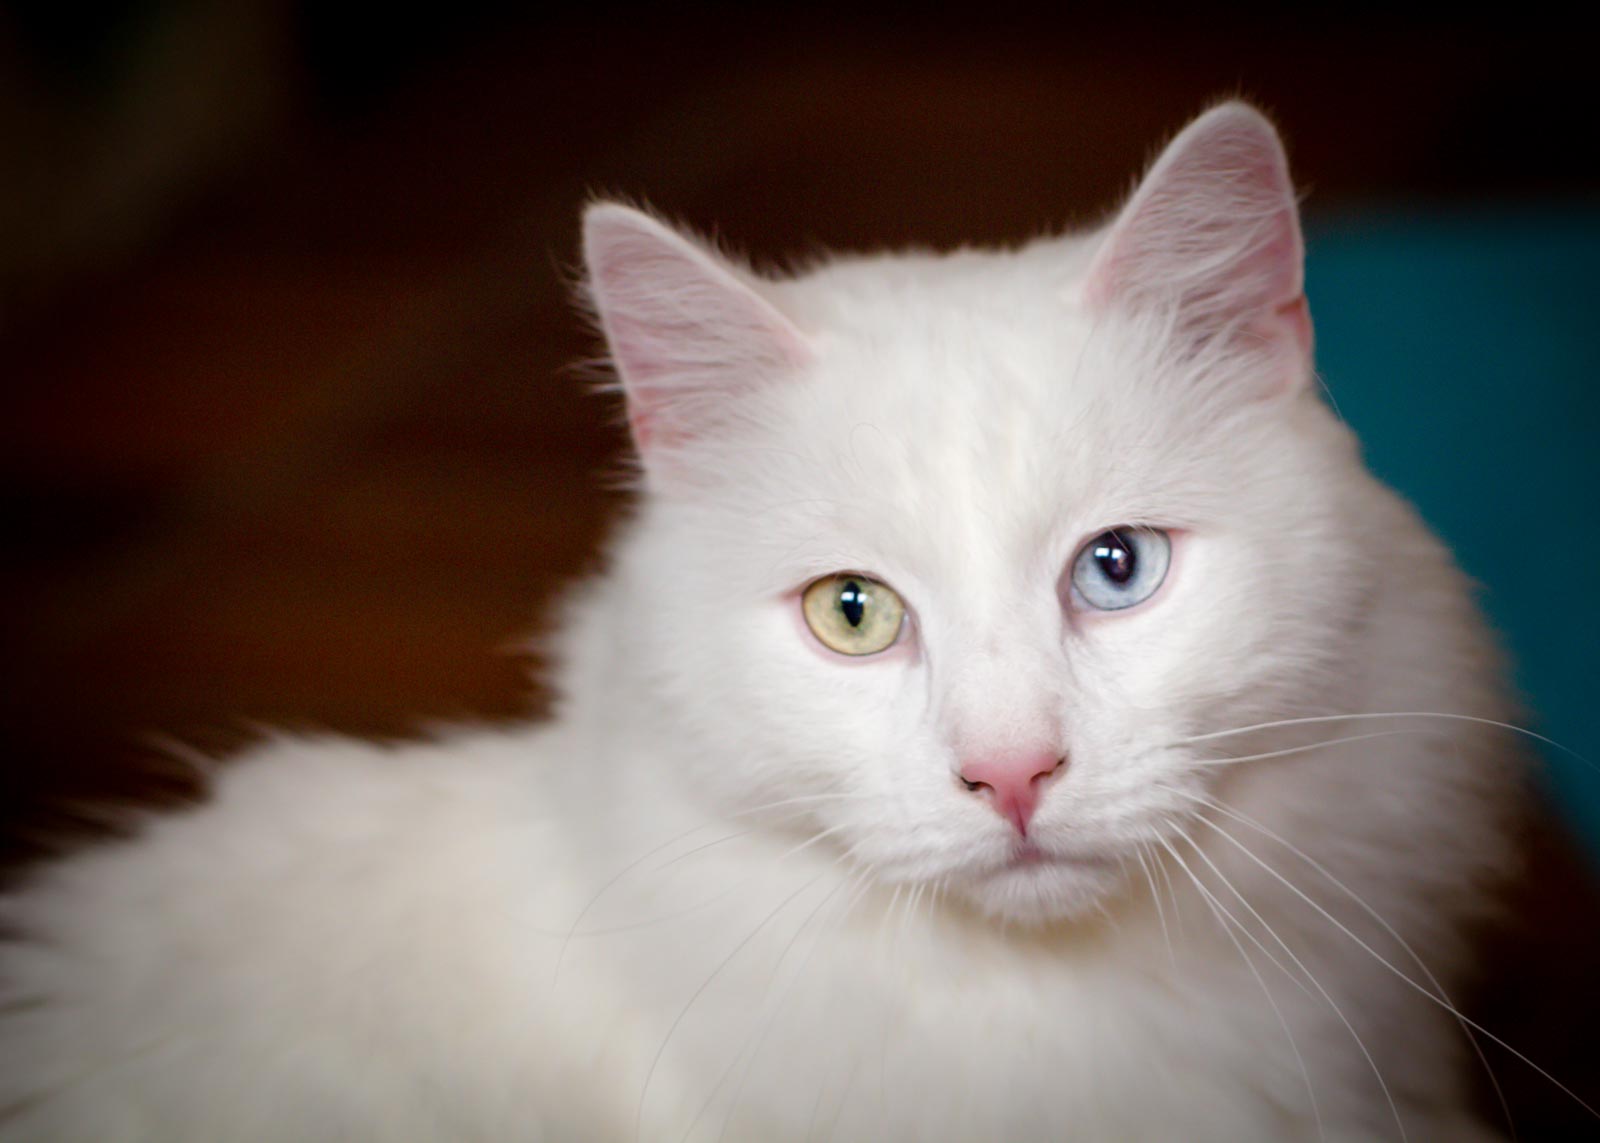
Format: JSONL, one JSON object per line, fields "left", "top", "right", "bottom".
{"left": 1305, "top": 210, "right": 1600, "bottom": 860}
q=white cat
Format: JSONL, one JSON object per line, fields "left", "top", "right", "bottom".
{"left": 0, "top": 103, "right": 1529, "bottom": 1140}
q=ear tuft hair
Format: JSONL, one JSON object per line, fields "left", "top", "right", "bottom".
{"left": 1084, "top": 102, "right": 1311, "bottom": 394}
{"left": 582, "top": 203, "right": 812, "bottom": 466}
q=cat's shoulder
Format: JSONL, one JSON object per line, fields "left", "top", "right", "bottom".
{"left": 0, "top": 725, "right": 578, "bottom": 1139}
{"left": 0, "top": 729, "right": 568, "bottom": 984}
{"left": 6, "top": 725, "right": 559, "bottom": 916}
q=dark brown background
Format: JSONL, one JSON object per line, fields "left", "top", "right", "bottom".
{"left": 3, "top": 5, "right": 1597, "bottom": 1135}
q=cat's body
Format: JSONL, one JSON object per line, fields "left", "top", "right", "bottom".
{"left": 1, "top": 105, "right": 1523, "bottom": 1140}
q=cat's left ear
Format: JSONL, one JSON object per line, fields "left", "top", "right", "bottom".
{"left": 583, "top": 203, "right": 813, "bottom": 471}
{"left": 1082, "top": 102, "right": 1311, "bottom": 396}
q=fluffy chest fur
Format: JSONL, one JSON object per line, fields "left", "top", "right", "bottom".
{"left": 0, "top": 714, "right": 1501, "bottom": 1142}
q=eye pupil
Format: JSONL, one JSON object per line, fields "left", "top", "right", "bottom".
{"left": 802, "top": 573, "right": 905, "bottom": 656}
{"left": 1068, "top": 526, "right": 1171, "bottom": 612}
{"left": 1093, "top": 534, "right": 1135, "bottom": 584}
{"left": 839, "top": 580, "right": 866, "bottom": 627}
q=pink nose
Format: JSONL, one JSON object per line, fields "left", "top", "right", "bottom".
{"left": 959, "top": 752, "right": 1065, "bottom": 836}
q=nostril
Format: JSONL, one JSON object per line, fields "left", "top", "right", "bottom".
{"left": 957, "top": 752, "right": 1066, "bottom": 835}
{"left": 1032, "top": 757, "right": 1067, "bottom": 788}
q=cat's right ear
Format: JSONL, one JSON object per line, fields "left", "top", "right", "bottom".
{"left": 1081, "top": 102, "right": 1311, "bottom": 398}
{"left": 582, "top": 204, "right": 812, "bottom": 473}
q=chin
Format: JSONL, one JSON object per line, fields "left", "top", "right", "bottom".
{"left": 959, "top": 856, "right": 1125, "bottom": 926}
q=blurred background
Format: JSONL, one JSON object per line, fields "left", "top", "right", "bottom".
{"left": 3, "top": 3, "right": 1597, "bottom": 1134}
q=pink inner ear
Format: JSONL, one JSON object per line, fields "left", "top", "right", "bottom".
{"left": 1084, "top": 104, "right": 1307, "bottom": 368}
{"left": 584, "top": 205, "right": 811, "bottom": 457}
{"left": 1276, "top": 294, "right": 1313, "bottom": 359}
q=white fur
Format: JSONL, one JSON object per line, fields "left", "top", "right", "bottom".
{"left": 0, "top": 104, "right": 1521, "bottom": 1141}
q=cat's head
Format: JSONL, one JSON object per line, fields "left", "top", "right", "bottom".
{"left": 580, "top": 103, "right": 1370, "bottom": 924}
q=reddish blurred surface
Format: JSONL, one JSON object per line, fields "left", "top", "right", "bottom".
{"left": 3, "top": 8, "right": 1597, "bottom": 1135}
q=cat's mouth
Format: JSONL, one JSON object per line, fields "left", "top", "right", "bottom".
{"left": 997, "top": 840, "right": 1114, "bottom": 873}
{"left": 949, "top": 839, "right": 1125, "bottom": 923}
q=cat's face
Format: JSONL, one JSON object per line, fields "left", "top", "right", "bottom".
{"left": 587, "top": 104, "right": 1371, "bottom": 923}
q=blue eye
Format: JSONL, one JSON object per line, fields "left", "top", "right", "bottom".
{"left": 1069, "top": 528, "right": 1171, "bottom": 611}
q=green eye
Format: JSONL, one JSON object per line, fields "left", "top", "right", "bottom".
{"left": 801, "top": 574, "right": 906, "bottom": 656}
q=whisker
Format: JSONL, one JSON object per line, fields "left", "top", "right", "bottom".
{"left": 684, "top": 869, "right": 863, "bottom": 1143}
{"left": 1155, "top": 836, "right": 1324, "bottom": 1141}
{"left": 901, "top": 882, "right": 927, "bottom": 951}
{"left": 1184, "top": 790, "right": 1517, "bottom": 1140}
{"left": 1187, "top": 729, "right": 1435, "bottom": 768}
{"left": 723, "top": 870, "right": 878, "bottom": 1143}
{"left": 1149, "top": 824, "right": 1188, "bottom": 942}
{"left": 819, "top": 1030, "right": 862, "bottom": 1143}
{"left": 553, "top": 821, "right": 738, "bottom": 988}
{"left": 805, "top": 1077, "right": 827, "bottom": 1143}
{"left": 657, "top": 818, "right": 852, "bottom": 880}
{"left": 874, "top": 882, "right": 905, "bottom": 1117}
{"left": 770, "top": 821, "right": 856, "bottom": 865}
{"left": 1156, "top": 838, "right": 1312, "bottom": 998}
{"left": 1175, "top": 712, "right": 1594, "bottom": 772}
{"left": 877, "top": 885, "right": 904, "bottom": 955}
{"left": 733, "top": 791, "right": 876, "bottom": 817}
{"left": 1188, "top": 807, "right": 1600, "bottom": 1122}
{"left": 565, "top": 817, "right": 856, "bottom": 944}
{"left": 567, "top": 885, "right": 744, "bottom": 939}
{"left": 1175, "top": 833, "right": 1403, "bottom": 1140}
{"left": 1133, "top": 843, "right": 1176, "bottom": 970}
{"left": 635, "top": 870, "right": 831, "bottom": 1143}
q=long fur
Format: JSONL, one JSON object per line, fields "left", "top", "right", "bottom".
{"left": 0, "top": 103, "right": 1522, "bottom": 1141}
